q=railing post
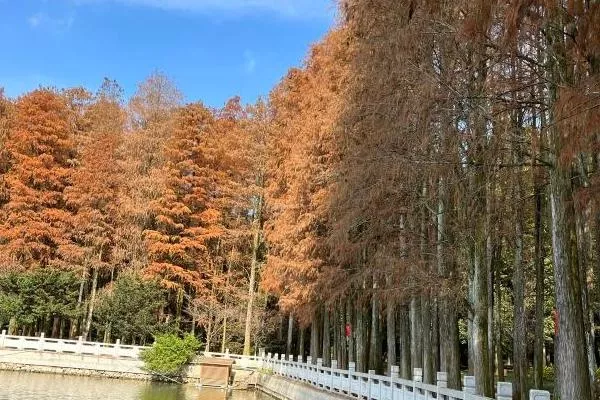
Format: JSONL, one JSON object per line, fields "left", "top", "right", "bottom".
{"left": 390, "top": 365, "right": 400, "bottom": 378}
{"left": 298, "top": 354, "right": 303, "bottom": 363}
{"left": 436, "top": 371, "right": 448, "bottom": 388}
{"left": 347, "top": 362, "right": 355, "bottom": 394}
{"left": 497, "top": 381, "right": 513, "bottom": 400}
{"left": 18, "top": 335, "right": 25, "bottom": 350}
{"left": 463, "top": 376, "right": 476, "bottom": 394}
{"left": 0, "top": 330, "right": 5, "bottom": 349}
{"left": 76, "top": 336, "right": 83, "bottom": 354}
{"left": 529, "top": 389, "right": 551, "bottom": 400}
{"left": 38, "top": 333, "right": 45, "bottom": 352}
{"left": 113, "top": 338, "right": 121, "bottom": 358}
{"left": 368, "top": 370, "right": 375, "bottom": 398}
{"left": 413, "top": 367, "right": 423, "bottom": 382}
{"left": 317, "top": 357, "right": 323, "bottom": 367}
{"left": 331, "top": 359, "right": 338, "bottom": 369}
{"left": 307, "top": 355, "right": 312, "bottom": 365}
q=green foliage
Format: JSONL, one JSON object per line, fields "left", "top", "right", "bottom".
{"left": 94, "top": 273, "right": 167, "bottom": 342}
{"left": 543, "top": 366, "right": 555, "bottom": 383}
{"left": 0, "top": 270, "right": 80, "bottom": 328}
{"left": 141, "top": 333, "right": 201, "bottom": 376}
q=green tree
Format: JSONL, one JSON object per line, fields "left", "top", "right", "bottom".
{"left": 141, "top": 333, "right": 200, "bottom": 376}
{"left": 94, "top": 273, "right": 166, "bottom": 344}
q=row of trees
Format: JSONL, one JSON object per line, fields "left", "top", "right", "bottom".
{"left": 0, "top": 76, "right": 279, "bottom": 354}
{"left": 1, "top": 1, "right": 599, "bottom": 398}
{"left": 263, "top": 1, "right": 600, "bottom": 400}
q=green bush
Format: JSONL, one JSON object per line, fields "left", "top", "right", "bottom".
{"left": 542, "top": 366, "right": 555, "bottom": 382}
{"left": 141, "top": 334, "right": 201, "bottom": 376}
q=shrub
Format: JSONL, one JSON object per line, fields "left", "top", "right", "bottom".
{"left": 141, "top": 334, "right": 201, "bottom": 376}
{"left": 542, "top": 366, "right": 555, "bottom": 382}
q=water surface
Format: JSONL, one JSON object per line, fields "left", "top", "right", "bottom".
{"left": 0, "top": 371, "right": 274, "bottom": 400}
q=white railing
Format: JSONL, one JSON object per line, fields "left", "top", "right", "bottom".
{"left": 0, "top": 332, "right": 551, "bottom": 400}
{"left": 262, "top": 353, "right": 552, "bottom": 400}
{"left": 0, "top": 330, "right": 145, "bottom": 359}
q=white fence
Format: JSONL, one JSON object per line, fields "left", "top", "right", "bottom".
{"left": 1, "top": 333, "right": 550, "bottom": 400}
{"left": 262, "top": 353, "right": 551, "bottom": 400}
{"left": 0, "top": 331, "right": 144, "bottom": 359}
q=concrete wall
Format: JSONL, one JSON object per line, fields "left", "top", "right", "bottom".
{"left": 0, "top": 348, "right": 152, "bottom": 380}
{"left": 258, "top": 374, "right": 349, "bottom": 400}
{"left": 0, "top": 348, "right": 259, "bottom": 387}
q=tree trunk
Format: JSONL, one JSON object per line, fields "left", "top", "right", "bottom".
{"left": 437, "top": 176, "right": 460, "bottom": 388}
{"left": 81, "top": 266, "right": 98, "bottom": 341}
{"left": 422, "top": 294, "right": 434, "bottom": 383}
{"left": 286, "top": 314, "right": 294, "bottom": 357}
{"left": 205, "top": 312, "right": 213, "bottom": 352}
{"left": 299, "top": 328, "right": 305, "bottom": 359}
{"left": 472, "top": 238, "right": 492, "bottom": 396}
{"left": 495, "top": 252, "right": 505, "bottom": 383}
{"left": 533, "top": 181, "right": 545, "bottom": 389}
{"left": 485, "top": 190, "right": 495, "bottom": 390}
{"left": 432, "top": 300, "right": 439, "bottom": 376}
{"left": 575, "top": 194, "right": 597, "bottom": 394}
{"left": 103, "top": 323, "right": 111, "bottom": 344}
{"left": 386, "top": 297, "right": 396, "bottom": 374}
{"left": 242, "top": 227, "right": 260, "bottom": 355}
{"left": 323, "top": 309, "right": 331, "bottom": 366}
{"left": 548, "top": 149, "right": 592, "bottom": 400}
{"left": 356, "top": 303, "right": 367, "bottom": 372}
{"left": 332, "top": 306, "right": 338, "bottom": 365}
{"left": 513, "top": 187, "right": 527, "bottom": 400}
{"left": 8, "top": 317, "right": 17, "bottom": 335}
{"left": 70, "top": 268, "right": 87, "bottom": 339}
{"left": 410, "top": 297, "right": 423, "bottom": 373}
{"left": 347, "top": 297, "right": 355, "bottom": 365}
{"left": 243, "top": 192, "right": 263, "bottom": 356}
{"left": 50, "top": 316, "right": 60, "bottom": 338}
{"left": 221, "top": 313, "right": 228, "bottom": 353}
{"left": 399, "top": 305, "right": 411, "bottom": 380}
{"left": 310, "top": 312, "right": 319, "bottom": 364}
{"left": 369, "top": 292, "right": 381, "bottom": 373}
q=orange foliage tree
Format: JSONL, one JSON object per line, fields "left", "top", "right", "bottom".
{"left": 0, "top": 90, "right": 75, "bottom": 270}
{"left": 65, "top": 86, "right": 124, "bottom": 339}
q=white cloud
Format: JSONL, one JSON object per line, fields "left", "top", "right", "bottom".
{"left": 28, "top": 14, "right": 42, "bottom": 27}
{"left": 72, "top": 0, "right": 334, "bottom": 18}
{"left": 244, "top": 50, "right": 257, "bottom": 74}
{"left": 28, "top": 12, "right": 75, "bottom": 31}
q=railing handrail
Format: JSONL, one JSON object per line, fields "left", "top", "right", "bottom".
{"left": 1, "top": 332, "right": 550, "bottom": 400}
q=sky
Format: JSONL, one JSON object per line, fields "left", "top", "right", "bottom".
{"left": 0, "top": 0, "right": 336, "bottom": 107}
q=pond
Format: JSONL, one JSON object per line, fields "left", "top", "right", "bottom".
{"left": 0, "top": 371, "right": 275, "bottom": 400}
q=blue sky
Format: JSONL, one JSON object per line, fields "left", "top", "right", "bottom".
{"left": 0, "top": 0, "right": 336, "bottom": 107}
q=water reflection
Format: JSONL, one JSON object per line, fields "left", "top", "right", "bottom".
{"left": 0, "top": 371, "right": 271, "bottom": 400}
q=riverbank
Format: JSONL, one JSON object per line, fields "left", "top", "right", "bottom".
{"left": 0, "top": 348, "right": 154, "bottom": 381}
{"left": 0, "top": 370, "right": 273, "bottom": 400}
{"left": 0, "top": 348, "right": 260, "bottom": 387}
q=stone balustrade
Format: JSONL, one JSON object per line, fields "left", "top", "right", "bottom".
{"left": 0, "top": 330, "right": 142, "bottom": 359}
{"left": 1, "top": 332, "right": 552, "bottom": 400}
{"left": 262, "top": 353, "right": 552, "bottom": 400}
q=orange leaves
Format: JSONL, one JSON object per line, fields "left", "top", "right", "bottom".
{"left": 0, "top": 90, "right": 76, "bottom": 269}
{"left": 144, "top": 101, "right": 247, "bottom": 293}
{"left": 261, "top": 30, "right": 350, "bottom": 316}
